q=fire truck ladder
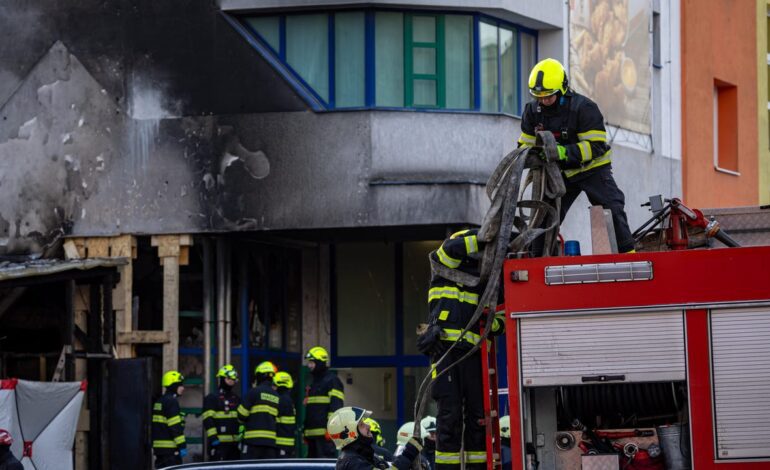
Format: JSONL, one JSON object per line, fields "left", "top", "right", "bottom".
{"left": 480, "top": 315, "right": 502, "bottom": 470}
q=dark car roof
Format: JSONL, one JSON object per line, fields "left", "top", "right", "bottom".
{"left": 162, "top": 459, "right": 337, "bottom": 470}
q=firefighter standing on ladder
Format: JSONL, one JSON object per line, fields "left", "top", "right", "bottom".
{"left": 518, "top": 58, "right": 635, "bottom": 254}
{"left": 417, "top": 229, "right": 505, "bottom": 469}
{"left": 202, "top": 364, "right": 242, "bottom": 461}
{"left": 303, "top": 346, "right": 345, "bottom": 458}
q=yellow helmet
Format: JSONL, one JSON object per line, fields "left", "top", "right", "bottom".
{"left": 305, "top": 346, "right": 329, "bottom": 364}
{"left": 363, "top": 417, "right": 384, "bottom": 445}
{"left": 162, "top": 370, "right": 185, "bottom": 388}
{"left": 499, "top": 415, "right": 511, "bottom": 439}
{"left": 216, "top": 364, "right": 239, "bottom": 381}
{"left": 528, "top": 58, "right": 568, "bottom": 98}
{"left": 328, "top": 406, "right": 371, "bottom": 450}
{"left": 273, "top": 371, "right": 294, "bottom": 389}
{"left": 254, "top": 361, "right": 277, "bottom": 376}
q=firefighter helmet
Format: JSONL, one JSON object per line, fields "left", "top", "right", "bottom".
{"left": 162, "top": 370, "right": 185, "bottom": 388}
{"left": 528, "top": 58, "right": 568, "bottom": 98}
{"left": 420, "top": 415, "right": 436, "bottom": 434}
{"left": 216, "top": 364, "right": 239, "bottom": 381}
{"left": 328, "top": 406, "right": 371, "bottom": 450}
{"left": 0, "top": 429, "right": 12, "bottom": 446}
{"left": 396, "top": 421, "right": 427, "bottom": 445}
{"left": 254, "top": 361, "right": 278, "bottom": 376}
{"left": 499, "top": 415, "right": 511, "bottom": 438}
{"left": 305, "top": 346, "right": 329, "bottom": 364}
{"left": 273, "top": 371, "right": 294, "bottom": 389}
{"left": 363, "top": 417, "right": 384, "bottom": 445}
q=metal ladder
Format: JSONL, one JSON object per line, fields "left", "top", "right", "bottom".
{"left": 480, "top": 312, "right": 502, "bottom": 470}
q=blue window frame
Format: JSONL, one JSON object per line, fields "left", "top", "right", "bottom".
{"left": 231, "top": 9, "right": 537, "bottom": 115}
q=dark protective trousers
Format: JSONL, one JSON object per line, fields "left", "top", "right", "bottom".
{"left": 211, "top": 443, "right": 240, "bottom": 461}
{"left": 306, "top": 437, "right": 336, "bottom": 458}
{"left": 154, "top": 453, "right": 182, "bottom": 468}
{"left": 561, "top": 165, "right": 635, "bottom": 253}
{"left": 431, "top": 347, "right": 487, "bottom": 469}
{"left": 243, "top": 445, "right": 277, "bottom": 459}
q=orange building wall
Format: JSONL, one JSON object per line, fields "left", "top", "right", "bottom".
{"left": 682, "top": 0, "right": 758, "bottom": 207}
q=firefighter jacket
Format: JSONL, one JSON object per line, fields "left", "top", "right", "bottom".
{"left": 202, "top": 387, "right": 241, "bottom": 446}
{"left": 152, "top": 391, "right": 186, "bottom": 454}
{"left": 304, "top": 367, "right": 345, "bottom": 439}
{"left": 275, "top": 387, "right": 297, "bottom": 455}
{"left": 337, "top": 438, "right": 420, "bottom": 470}
{"left": 517, "top": 90, "right": 611, "bottom": 180}
{"left": 428, "top": 229, "right": 505, "bottom": 351}
{"left": 237, "top": 380, "right": 280, "bottom": 447}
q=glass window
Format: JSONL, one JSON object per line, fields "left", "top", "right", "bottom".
{"left": 500, "top": 27, "right": 517, "bottom": 115}
{"left": 445, "top": 15, "right": 473, "bottom": 109}
{"left": 406, "top": 14, "right": 440, "bottom": 108}
{"left": 286, "top": 14, "right": 329, "bottom": 102}
{"left": 336, "top": 243, "right": 396, "bottom": 356}
{"left": 520, "top": 32, "right": 537, "bottom": 113}
{"left": 413, "top": 16, "right": 436, "bottom": 43}
{"left": 402, "top": 241, "right": 440, "bottom": 355}
{"left": 414, "top": 48, "right": 437, "bottom": 75}
{"left": 246, "top": 16, "right": 280, "bottom": 52}
{"left": 480, "top": 22, "right": 499, "bottom": 112}
{"left": 375, "top": 12, "right": 404, "bottom": 106}
{"left": 335, "top": 12, "right": 365, "bottom": 107}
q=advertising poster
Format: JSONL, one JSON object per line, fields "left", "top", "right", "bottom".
{"left": 569, "top": 0, "right": 651, "bottom": 134}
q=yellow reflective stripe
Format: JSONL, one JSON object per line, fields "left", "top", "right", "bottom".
{"left": 153, "top": 403, "right": 163, "bottom": 411}
{"left": 214, "top": 411, "right": 238, "bottom": 419}
{"left": 518, "top": 132, "right": 536, "bottom": 146}
{"left": 167, "top": 415, "right": 182, "bottom": 426}
{"left": 260, "top": 392, "right": 280, "bottom": 404}
{"left": 328, "top": 389, "right": 344, "bottom": 401}
{"left": 465, "top": 451, "right": 487, "bottom": 463}
{"left": 491, "top": 317, "right": 504, "bottom": 333}
{"left": 201, "top": 410, "right": 215, "bottom": 420}
{"left": 276, "top": 437, "right": 295, "bottom": 446}
{"left": 244, "top": 430, "right": 276, "bottom": 439}
{"left": 152, "top": 415, "right": 167, "bottom": 424}
{"left": 307, "top": 396, "right": 331, "bottom": 404}
{"left": 250, "top": 404, "right": 278, "bottom": 416}
{"left": 173, "top": 435, "right": 186, "bottom": 445}
{"left": 304, "top": 428, "right": 327, "bottom": 437}
{"left": 577, "top": 141, "right": 592, "bottom": 162}
{"left": 237, "top": 404, "right": 250, "bottom": 417}
{"left": 464, "top": 235, "right": 479, "bottom": 255}
{"left": 563, "top": 150, "right": 612, "bottom": 178}
{"left": 219, "top": 435, "right": 240, "bottom": 443}
{"left": 441, "top": 328, "right": 491, "bottom": 347}
{"left": 428, "top": 287, "right": 479, "bottom": 305}
{"left": 437, "top": 246, "right": 461, "bottom": 269}
{"left": 438, "top": 310, "right": 450, "bottom": 321}
{"left": 436, "top": 451, "right": 462, "bottom": 464}
{"left": 206, "top": 427, "right": 217, "bottom": 437}
{"left": 276, "top": 416, "right": 296, "bottom": 424}
{"left": 577, "top": 130, "right": 607, "bottom": 142}
{"left": 152, "top": 440, "right": 177, "bottom": 449}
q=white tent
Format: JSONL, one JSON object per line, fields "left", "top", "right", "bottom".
{"left": 0, "top": 378, "right": 85, "bottom": 470}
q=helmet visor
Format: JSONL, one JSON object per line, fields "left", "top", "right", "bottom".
{"left": 529, "top": 87, "right": 558, "bottom": 98}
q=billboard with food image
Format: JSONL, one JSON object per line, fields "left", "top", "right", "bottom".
{"left": 569, "top": 0, "right": 651, "bottom": 135}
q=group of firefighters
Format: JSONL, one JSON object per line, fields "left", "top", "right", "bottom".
{"left": 151, "top": 58, "right": 633, "bottom": 470}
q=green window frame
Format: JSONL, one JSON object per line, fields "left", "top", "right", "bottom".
{"left": 404, "top": 14, "right": 446, "bottom": 108}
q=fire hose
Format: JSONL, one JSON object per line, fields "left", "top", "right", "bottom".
{"left": 411, "top": 132, "right": 566, "bottom": 469}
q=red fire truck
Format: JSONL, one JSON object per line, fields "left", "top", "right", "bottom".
{"left": 500, "top": 225, "right": 770, "bottom": 469}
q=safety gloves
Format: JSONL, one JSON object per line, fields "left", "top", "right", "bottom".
{"left": 556, "top": 144, "right": 568, "bottom": 161}
{"left": 416, "top": 324, "right": 447, "bottom": 357}
{"left": 538, "top": 144, "right": 568, "bottom": 163}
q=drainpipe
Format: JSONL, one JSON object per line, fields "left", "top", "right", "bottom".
{"left": 216, "top": 238, "right": 226, "bottom": 368}
{"left": 224, "top": 241, "right": 232, "bottom": 364}
{"left": 203, "top": 238, "right": 212, "bottom": 396}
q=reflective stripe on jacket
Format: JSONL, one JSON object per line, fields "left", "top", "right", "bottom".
{"left": 202, "top": 389, "right": 241, "bottom": 445}
{"left": 303, "top": 371, "right": 344, "bottom": 438}
{"left": 238, "top": 381, "right": 279, "bottom": 447}
{"left": 152, "top": 392, "right": 186, "bottom": 454}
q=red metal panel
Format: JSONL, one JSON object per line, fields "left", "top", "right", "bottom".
{"left": 503, "top": 247, "right": 770, "bottom": 315}
{"left": 504, "top": 318, "right": 524, "bottom": 470}
{"left": 686, "top": 309, "right": 769, "bottom": 470}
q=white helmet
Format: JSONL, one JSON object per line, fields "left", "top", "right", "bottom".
{"left": 396, "top": 421, "right": 428, "bottom": 445}
{"left": 499, "top": 415, "right": 511, "bottom": 439}
{"left": 327, "top": 406, "right": 372, "bottom": 450}
{"left": 420, "top": 416, "right": 437, "bottom": 434}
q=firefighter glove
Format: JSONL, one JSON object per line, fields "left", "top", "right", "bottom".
{"left": 179, "top": 448, "right": 188, "bottom": 458}
{"left": 211, "top": 439, "right": 220, "bottom": 447}
{"left": 556, "top": 144, "right": 568, "bottom": 161}
{"left": 416, "top": 324, "right": 445, "bottom": 357}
